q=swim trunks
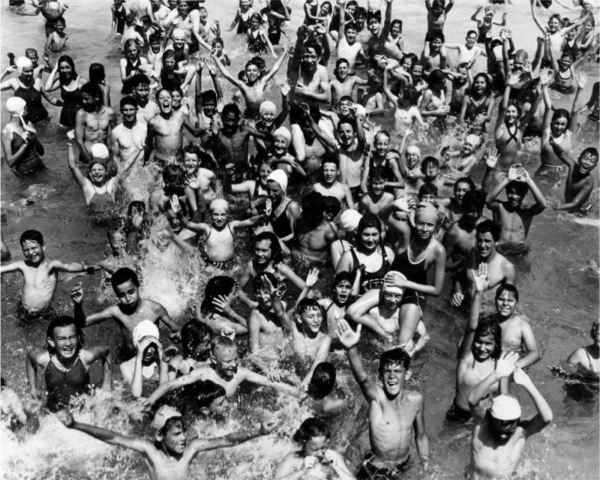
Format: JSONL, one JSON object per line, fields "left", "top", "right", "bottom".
{"left": 357, "top": 452, "right": 411, "bottom": 480}
{"left": 446, "top": 398, "right": 472, "bottom": 422}
{"left": 17, "top": 300, "right": 57, "bottom": 325}
{"left": 496, "top": 241, "right": 531, "bottom": 258}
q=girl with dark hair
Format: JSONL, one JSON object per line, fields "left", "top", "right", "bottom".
{"left": 419, "top": 69, "right": 449, "bottom": 129}
{"left": 88, "top": 63, "right": 111, "bottom": 107}
{"left": 169, "top": 319, "right": 214, "bottom": 377}
{"left": 335, "top": 214, "right": 394, "bottom": 296}
{"left": 459, "top": 72, "right": 494, "bottom": 132}
{"left": 119, "top": 39, "right": 149, "bottom": 95}
{"left": 275, "top": 417, "right": 355, "bottom": 479}
{"left": 197, "top": 276, "right": 249, "bottom": 335}
{"left": 43, "top": 54, "right": 86, "bottom": 128}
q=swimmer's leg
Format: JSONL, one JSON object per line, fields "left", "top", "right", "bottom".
{"left": 398, "top": 303, "right": 421, "bottom": 345}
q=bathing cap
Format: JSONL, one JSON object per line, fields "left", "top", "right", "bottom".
{"left": 415, "top": 201, "right": 439, "bottom": 224}
{"left": 172, "top": 28, "right": 186, "bottom": 40}
{"left": 209, "top": 198, "right": 229, "bottom": 213}
{"left": 514, "top": 49, "right": 528, "bottom": 63}
{"left": 16, "top": 56, "right": 33, "bottom": 74}
{"left": 490, "top": 395, "right": 522, "bottom": 421}
{"left": 406, "top": 145, "right": 421, "bottom": 158}
{"left": 267, "top": 169, "right": 288, "bottom": 191}
{"left": 91, "top": 143, "right": 110, "bottom": 160}
{"left": 273, "top": 126, "right": 291, "bottom": 145}
{"left": 259, "top": 100, "right": 276, "bottom": 116}
{"left": 6, "top": 97, "right": 26, "bottom": 118}
{"left": 339, "top": 209, "right": 362, "bottom": 232}
{"left": 133, "top": 320, "right": 160, "bottom": 348}
{"left": 382, "top": 271, "right": 406, "bottom": 295}
{"left": 151, "top": 405, "right": 182, "bottom": 431}
{"left": 484, "top": 6, "right": 493, "bottom": 14}
{"left": 465, "top": 134, "right": 480, "bottom": 148}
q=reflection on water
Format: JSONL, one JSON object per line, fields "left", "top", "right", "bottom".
{"left": 1, "top": 0, "right": 599, "bottom": 478}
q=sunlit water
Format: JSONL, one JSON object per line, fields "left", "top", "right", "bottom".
{"left": 1, "top": 0, "right": 599, "bottom": 478}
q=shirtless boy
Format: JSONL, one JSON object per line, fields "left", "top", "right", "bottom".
{"left": 143, "top": 336, "right": 298, "bottom": 405}
{"left": 312, "top": 155, "right": 355, "bottom": 210}
{"left": 437, "top": 176, "right": 475, "bottom": 226}
{"left": 425, "top": 0, "right": 453, "bottom": 41}
{"left": 72, "top": 267, "right": 180, "bottom": 361}
{"left": 336, "top": 319, "right": 430, "bottom": 478}
{"left": 58, "top": 405, "right": 275, "bottom": 480}
{"left": 468, "top": 352, "right": 552, "bottom": 480}
{"left": 110, "top": 96, "right": 147, "bottom": 173}
{"left": 486, "top": 166, "right": 546, "bottom": 244}
{"left": 358, "top": 168, "right": 394, "bottom": 216}
{"left": 337, "top": 0, "right": 367, "bottom": 73}
{"left": 75, "top": 82, "right": 117, "bottom": 164}
{"left": 1, "top": 230, "right": 96, "bottom": 318}
{"left": 44, "top": 16, "right": 68, "bottom": 54}
{"left": 330, "top": 59, "right": 368, "bottom": 106}
{"left": 27, "top": 315, "right": 111, "bottom": 411}
{"left": 132, "top": 75, "right": 161, "bottom": 124}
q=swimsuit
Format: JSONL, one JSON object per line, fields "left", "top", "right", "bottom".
{"left": 201, "top": 224, "right": 235, "bottom": 269}
{"left": 551, "top": 67, "right": 575, "bottom": 95}
{"left": 122, "top": 58, "right": 142, "bottom": 94}
{"left": 270, "top": 200, "right": 293, "bottom": 240}
{"left": 248, "top": 29, "right": 268, "bottom": 54}
{"left": 350, "top": 247, "right": 390, "bottom": 295}
{"left": 390, "top": 239, "right": 434, "bottom": 314}
{"left": 15, "top": 82, "right": 48, "bottom": 123}
{"left": 9, "top": 131, "right": 45, "bottom": 176}
{"left": 114, "top": 4, "right": 127, "bottom": 35}
{"left": 357, "top": 451, "right": 411, "bottom": 480}
{"left": 60, "top": 80, "right": 84, "bottom": 128}
{"left": 44, "top": 354, "right": 91, "bottom": 412}
{"left": 88, "top": 183, "right": 115, "bottom": 215}
{"left": 237, "top": 9, "right": 253, "bottom": 34}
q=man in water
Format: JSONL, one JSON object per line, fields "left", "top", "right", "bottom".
{"left": 468, "top": 352, "right": 552, "bottom": 479}
{"left": 72, "top": 267, "right": 180, "bottom": 362}
{"left": 336, "top": 318, "right": 430, "bottom": 478}
{"left": 145, "top": 88, "right": 201, "bottom": 166}
{"left": 110, "top": 95, "right": 147, "bottom": 173}
{"left": 132, "top": 75, "right": 161, "bottom": 124}
{"left": 57, "top": 405, "right": 276, "bottom": 480}
{"left": 75, "top": 82, "right": 116, "bottom": 164}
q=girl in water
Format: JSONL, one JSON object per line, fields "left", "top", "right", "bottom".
{"left": 88, "top": 63, "right": 111, "bottom": 107}
{"left": 119, "top": 39, "right": 149, "bottom": 95}
{"left": 383, "top": 19, "right": 405, "bottom": 62}
{"left": 336, "top": 214, "right": 394, "bottom": 296}
{"left": 197, "top": 276, "right": 249, "bottom": 335}
{"left": 253, "top": 89, "right": 290, "bottom": 159}
{"left": 238, "top": 231, "right": 306, "bottom": 307}
{"left": 537, "top": 68, "right": 585, "bottom": 180}
{"left": 169, "top": 319, "right": 214, "bottom": 378}
{"left": 459, "top": 72, "right": 494, "bottom": 134}
{"left": 1, "top": 97, "right": 46, "bottom": 177}
{"left": 224, "top": 159, "right": 273, "bottom": 215}
{"left": 383, "top": 71, "right": 428, "bottom": 138}
{"left": 419, "top": 69, "right": 449, "bottom": 129}
{"left": 229, "top": 0, "right": 255, "bottom": 34}
{"left": 275, "top": 418, "right": 355, "bottom": 480}
{"left": 266, "top": 169, "right": 302, "bottom": 244}
{"left": 246, "top": 13, "right": 277, "bottom": 58}
{"left": 43, "top": 55, "right": 86, "bottom": 128}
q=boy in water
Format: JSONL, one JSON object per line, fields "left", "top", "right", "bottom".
{"left": 44, "top": 16, "right": 68, "bottom": 54}
{"left": 437, "top": 176, "right": 475, "bottom": 226}
{"left": 468, "top": 352, "right": 552, "bottom": 480}
{"left": 550, "top": 142, "right": 598, "bottom": 214}
{"left": 1, "top": 230, "right": 97, "bottom": 319}
{"left": 311, "top": 155, "right": 355, "bottom": 210}
{"left": 336, "top": 319, "right": 430, "bottom": 477}
{"left": 330, "top": 59, "right": 368, "bottom": 106}
{"left": 57, "top": 405, "right": 276, "bottom": 480}
{"left": 425, "top": 0, "right": 453, "bottom": 41}
{"left": 358, "top": 168, "right": 395, "bottom": 216}
{"left": 72, "top": 267, "right": 180, "bottom": 362}
{"left": 26, "top": 316, "right": 111, "bottom": 412}
{"left": 305, "top": 362, "right": 349, "bottom": 417}
{"left": 485, "top": 166, "right": 547, "bottom": 245}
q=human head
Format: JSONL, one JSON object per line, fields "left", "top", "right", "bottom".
{"left": 301, "top": 41, "right": 322, "bottom": 72}
{"left": 307, "top": 362, "right": 336, "bottom": 400}
{"left": 208, "top": 198, "right": 229, "bottom": 228}
{"left": 273, "top": 126, "right": 291, "bottom": 155}
{"left": 182, "top": 144, "right": 201, "bottom": 174}
{"left": 489, "top": 395, "right": 521, "bottom": 440}
{"left": 405, "top": 145, "right": 421, "bottom": 169}
{"left": 590, "top": 317, "right": 600, "bottom": 344}
{"left": 254, "top": 231, "right": 283, "bottom": 266}
{"left": 421, "top": 156, "right": 439, "bottom": 178}
{"left": 356, "top": 214, "right": 383, "bottom": 252}
{"left": 209, "top": 336, "right": 238, "bottom": 380}
{"left": 25, "top": 48, "right": 39, "bottom": 66}
{"left": 89, "top": 63, "right": 106, "bottom": 85}
{"left": 201, "top": 276, "right": 238, "bottom": 315}
{"left": 390, "top": 18, "right": 402, "bottom": 36}
{"left": 495, "top": 284, "right": 519, "bottom": 319}
{"left": 454, "top": 177, "right": 475, "bottom": 205}
{"left": 296, "top": 298, "right": 325, "bottom": 334}
{"left": 15, "top": 56, "right": 34, "bottom": 84}
{"left": 181, "top": 319, "right": 212, "bottom": 361}
{"left": 550, "top": 109, "right": 570, "bottom": 137}
{"left": 505, "top": 180, "right": 528, "bottom": 207}
{"left": 54, "top": 16, "right": 66, "bottom": 31}
{"left": 332, "top": 271, "right": 353, "bottom": 304}
{"left": 428, "top": 68, "right": 446, "bottom": 88}
{"left": 476, "top": 220, "right": 500, "bottom": 258}
{"left": 418, "top": 183, "right": 438, "bottom": 204}
{"left": 471, "top": 72, "right": 491, "bottom": 97}
{"left": 195, "top": 380, "right": 229, "bottom": 417}
{"left": 133, "top": 74, "right": 151, "bottom": 102}
{"left": 267, "top": 169, "right": 288, "bottom": 199}
{"left": 133, "top": 320, "right": 160, "bottom": 363}
{"left": 292, "top": 417, "right": 331, "bottom": 456}
{"left": 221, "top": 103, "right": 241, "bottom": 132}
{"left": 381, "top": 271, "right": 405, "bottom": 309}
{"left": 111, "top": 267, "right": 140, "bottom": 308}
{"left": 324, "top": 196, "right": 341, "bottom": 222}
{"left": 46, "top": 316, "right": 84, "bottom": 357}
{"left": 461, "top": 189, "right": 485, "bottom": 225}
{"left": 57, "top": 55, "right": 77, "bottom": 82}
{"left": 473, "top": 315, "right": 502, "bottom": 361}
{"left": 414, "top": 201, "right": 439, "bottom": 239}
{"left": 20, "top": 229, "right": 45, "bottom": 264}
{"left": 378, "top": 348, "right": 410, "bottom": 397}
{"left": 156, "top": 88, "right": 174, "bottom": 115}
{"left": 577, "top": 147, "right": 599, "bottom": 175}
{"left": 152, "top": 405, "right": 187, "bottom": 455}
{"left": 80, "top": 82, "right": 102, "bottom": 113}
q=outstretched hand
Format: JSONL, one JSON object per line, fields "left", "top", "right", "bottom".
{"left": 484, "top": 148, "right": 499, "bottom": 169}
{"left": 495, "top": 351, "right": 520, "bottom": 378}
{"left": 305, "top": 268, "right": 319, "bottom": 288}
{"left": 71, "top": 282, "right": 83, "bottom": 304}
{"left": 336, "top": 319, "right": 361, "bottom": 350}
{"left": 473, "top": 262, "right": 489, "bottom": 292}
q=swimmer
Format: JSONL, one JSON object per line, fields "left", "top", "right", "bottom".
{"left": 312, "top": 155, "right": 356, "bottom": 210}
{"left": 110, "top": 96, "right": 147, "bottom": 174}
{"left": 168, "top": 320, "right": 213, "bottom": 378}
{"left": 143, "top": 336, "right": 299, "bottom": 404}
{"left": 0, "top": 230, "right": 96, "bottom": 315}
{"left": 330, "top": 209, "right": 362, "bottom": 269}
{"left": 72, "top": 268, "right": 180, "bottom": 362}
{"left": 26, "top": 316, "right": 111, "bottom": 412}
{"left": 425, "top": 0, "right": 453, "bottom": 40}
{"left": 304, "top": 363, "right": 349, "bottom": 417}
{"left": 197, "top": 276, "right": 249, "bottom": 336}
{"left": 550, "top": 142, "right": 598, "bottom": 213}
{"left": 319, "top": 271, "right": 356, "bottom": 336}
{"left": 468, "top": 352, "right": 552, "bottom": 480}
{"left": 438, "top": 177, "right": 476, "bottom": 226}
{"left": 470, "top": 6, "right": 506, "bottom": 44}
{"left": 132, "top": 75, "right": 161, "bottom": 124}
{"left": 330, "top": 59, "right": 368, "bottom": 106}
{"left": 194, "top": 58, "right": 223, "bottom": 150}
{"left": 275, "top": 418, "right": 355, "bottom": 479}
{"left": 44, "top": 16, "right": 68, "bottom": 53}
{"left": 120, "top": 320, "right": 169, "bottom": 398}
{"left": 566, "top": 318, "right": 599, "bottom": 374}
{"left": 362, "top": 130, "right": 403, "bottom": 197}
{"left": 337, "top": 319, "right": 430, "bottom": 476}
{"left": 58, "top": 405, "right": 276, "bottom": 480}
{"left": 358, "top": 168, "right": 395, "bottom": 217}
{"left": 337, "top": 3, "right": 367, "bottom": 73}
{"left": 485, "top": 167, "right": 547, "bottom": 243}
{"left": 445, "top": 31, "right": 486, "bottom": 66}
{"left": 181, "top": 144, "right": 218, "bottom": 210}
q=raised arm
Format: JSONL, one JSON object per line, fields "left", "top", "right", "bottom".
{"left": 264, "top": 50, "right": 288, "bottom": 84}
{"left": 530, "top": 0, "right": 547, "bottom": 34}
{"left": 66, "top": 142, "right": 88, "bottom": 189}
{"left": 512, "top": 367, "right": 553, "bottom": 436}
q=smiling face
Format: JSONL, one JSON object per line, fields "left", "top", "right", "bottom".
{"left": 379, "top": 362, "right": 405, "bottom": 397}
{"left": 360, "top": 226, "right": 380, "bottom": 252}
{"left": 578, "top": 151, "right": 598, "bottom": 175}
{"left": 58, "top": 61, "right": 73, "bottom": 80}
{"left": 551, "top": 116, "right": 568, "bottom": 136}
{"left": 222, "top": 111, "right": 239, "bottom": 133}
{"left": 135, "top": 82, "right": 150, "bottom": 102}
{"left": 374, "top": 134, "right": 390, "bottom": 157}
{"left": 254, "top": 239, "right": 273, "bottom": 265}
{"left": 423, "top": 162, "right": 438, "bottom": 179}
{"left": 246, "top": 64, "right": 259, "bottom": 83}
{"left": 473, "top": 75, "right": 487, "bottom": 95}
{"left": 505, "top": 105, "right": 518, "bottom": 125}
{"left": 431, "top": 38, "right": 443, "bottom": 51}
{"left": 157, "top": 90, "right": 173, "bottom": 114}
{"left": 322, "top": 162, "right": 338, "bottom": 184}
{"left": 301, "top": 47, "right": 319, "bottom": 73}
{"left": 160, "top": 420, "right": 187, "bottom": 455}
{"left": 391, "top": 22, "right": 401, "bottom": 36}
{"left": 26, "top": 51, "right": 39, "bottom": 67}
{"left": 126, "top": 43, "right": 139, "bottom": 61}
{"left": 338, "top": 123, "right": 354, "bottom": 146}
{"left": 274, "top": 135, "right": 288, "bottom": 155}
{"left": 177, "top": 0, "right": 189, "bottom": 16}
{"left": 415, "top": 217, "right": 436, "bottom": 240}
{"left": 214, "top": 346, "right": 239, "bottom": 380}
{"left": 173, "top": 32, "right": 186, "bottom": 49}
{"left": 21, "top": 239, "right": 44, "bottom": 265}
{"left": 299, "top": 307, "right": 323, "bottom": 334}
{"left": 334, "top": 279, "right": 352, "bottom": 304}
{"left": 547, "top": 17, "right": 560, "bottom": 33}
{"left": 164, "top": 56, "right": 176, "bottom": 72}
{"left": 383, "top": 291, "right": 402, "bottom": 310}
{"left": 466, "top": 32, "right": 477, "bottom": 47}
{"left": 121, "top": 102, "right": 137, "bottom": 123}
{"left": 183, "top": 153, "right": 199, "bottom": 174}
{"left": 142, "top": 339, "right": 158, "bottom": 363}
{"left": 89, "top": 163, "right": 107, "bottom": 184}
{"left": 210, "top": 206, "right": 228, "bottom": 228}
{"left": 49, "top": 324, "right": 80, "bottom": 360}
{"left": 261, "top": 110, "right": 275, "bottom": 126}
{"left": 495, "top": 290, "right": 517, "bottom": 319}
{"left": 454, "top": 182, "right": 471, "bottom": 205}
{"left": 257, "top": 162, "right": 273, "bottom": 185}
{"left": 338, "top": 99, "right": 351, "bottom": 116}
{"left": 506, "top": 186, "right": 524, "bottom": 208}
{"left": 82, "top": 92, "right": 98, "bottom": 113}
{"left": 370, "top": 178, "right": 386, "bottom": 196}
{"left": 345, "top": 26, "right": 357, "bottom": 43}
{"left": 473, "top": 333, "right": 496, "bottom": 361}
{"left": 114, "top": 280, "right": 140, "bottom": 309}
{"left": 337, "top": 61, "right": 350, "bottom": 79}
{"left": 368, "top": 17, "right": 381, "bottom": 34}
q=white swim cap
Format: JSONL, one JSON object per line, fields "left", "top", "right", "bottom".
{"left": 91, "top": 143, "right": 110, "bottom": 160}
{"left": 382, "top": 271, "right": 406, "bottom": 295}
{"left": 151, "top": 405, "right": 182, "bottom": 431}
{"left": 273, "top": 126, "right": 291, "bottom": 145}
{"left": 209, "top": 198, "right": 229, "bottom": 213}
{"left": 491, "top": 395, "right": 522, "bottom": 421}
{"left": 133, "top": 320, "right": 159, "bottom": 348}
{"left": 259, "top": 100, "right": 276, "bottom": 116}
{"left": 415, "top": 201, "right": 439, "bottom": 224}
{"left": 267, "top": 169, "right": 288, "bottom": 192}
{"left": 6, "top": 97, "right": 26, "bottom": 118}
{"left": 339, "top": 209, "right": 362, "bottom": 232}
{"left": 16, "top": 56, "right": 33, "bottom": 75}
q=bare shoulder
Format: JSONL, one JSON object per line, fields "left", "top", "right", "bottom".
{"left": 29, "top": 350, "right": 50, "bottom": 366}
{"left": 405, "top": 389, "right": 424, "bottom": 405}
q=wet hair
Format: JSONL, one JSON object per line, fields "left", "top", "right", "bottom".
{"left": 132, "top": 74, "right": 151, "bottom": 88}
{"left": 250, "top": 12, "right": 263, "bottom": 24}
{"left": 505, "top": 100, "right": 522, "bottom": 118}
{"left": 25, "top": 48, "right": 38, "bottom": 57}
{"left": 120, "top": 95, "right": 137, "bottom": 110}
{"left": 56, "top": 55, "right": 77, "bottom": 80}
{"left": 20, "top": 229, "right": 44, "bottom": 246}
{"left": 162, "top": 164, "right": 185, "bottom": 186}
{"left": 320, "top": 1, "right": 332, "bottom": 14}
{"left": 303, "top": 40, "right": 322, "bottom": 57}
{"left": 210, "top": 335, "right": 236, "bottom": 356}
{"left": 212, "top": 37, "right": 224, "bottom": 47}
{"left": 379, "top": 347, "right": 410, "bottom": 375}
{"left": 222, "top": 103, "right": 241, "bottom": 120}
{"left": 89, "top": 63, "right": 106, "bottom": 84}
{"left": 403, "top": 85, "right": 420, "bottom": 106}
{"left": 470, "top": 72, "right": 491, "bottom": 97}
{"left": 466, "top": 29, "right": 477, "bottom": 38}
{"left": 297, "top": 298, "right": 325, "bottom": 318}
{"left": 46, "top": 316, "right": 84, "bottom": 354}
{"left": 496, "top": 283, "right": 519, "bottom": 302}
{"left": 201, "top": 90, "right": 218, "bottom": 104}
{"left": 345, "top": 21, "right": 358, "bottom": 32}
{"left": 455, "top": 177, "right": 475, "bottom": 192}
{"left": 474, "top": 315, "right": 503, "bottom": 360}
{"left": 249, "top": 56, "right": 266, "bottom": 71}
{"left": 80, "top": 81, "right": 102, "bottom": 100}
{"left": 158, "top": 416, "right": 186, "bottom": 437}
{"left": 580, "top": 147, "right": 599, "bottom": 162}
{"left": 292, "top": 417, "right": 331, "bottom": 444}
{"left": 181, "top": 319, "right": 212, "bottom": 359}
{"left": 551, "top": 108, "right": 571, "bottom": 126}
{"left": 111, "top": 267, "right": 140, "bottom": 290}
{"left": 506, "top": 180, "right": 528, "bottom": 197}
{"left": 322, "top": 153, "right": 339, "bottom": 169}
{"left": 254, "top": 231, "right": 283, "bottom": 265}
{"left": 195, "top": 380, "right": 226, "bottom": 408}
{"left": 419, "top": 183, "right": 438, "bottom": 198}
{"left": 428, "top": 69, "right": 446, "bottom": 87}
{"left": 307, "top": 363, "right": 336, "bottom": 400}
{"left": 252, "top": 271, "right": 280, "bottom": 293}
{"left": 201, "top": 276, "right": 237, "bottom": 315}
{"left": 155, "top": 88, "right": 173, "bottom": 103}
{"left": 301, "top": 192, "right": 327, "bottom": 227}
{"left": 149, "top": 32, "right": 161, "bottom": 44}
{"left": 183, "top": 144, "right": 202, "bottom": 160}
{"left": 369, "top": 166, "right": 386, "bottom": 184}
{"left": 123, "top": 38, "right": 139, "bottom": 54}
{"left": 476, "top": 219, "right": 500, "bottom": 242}
{"left": 462, "top": 189, "right": 486, "bottom": 214}
{"left": 421, "top": 156, "right": 439, "bottom": 172}
{"left": 336, "top": 58, "right": 350, "bottom": 69}
{"left": 356, "top": 214, "right": 383, "bottom": 250}
{"left": 324, "top": 196, "right": 342, "bottom": 218}
{"left": 337, "top": 119, "right": 355, "bottom": 134}
{"left": 163, "top": 50, "right": 177, "bottom": 64}
{"left": 390, "top": 19, "right": 403, "bottom": 32}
